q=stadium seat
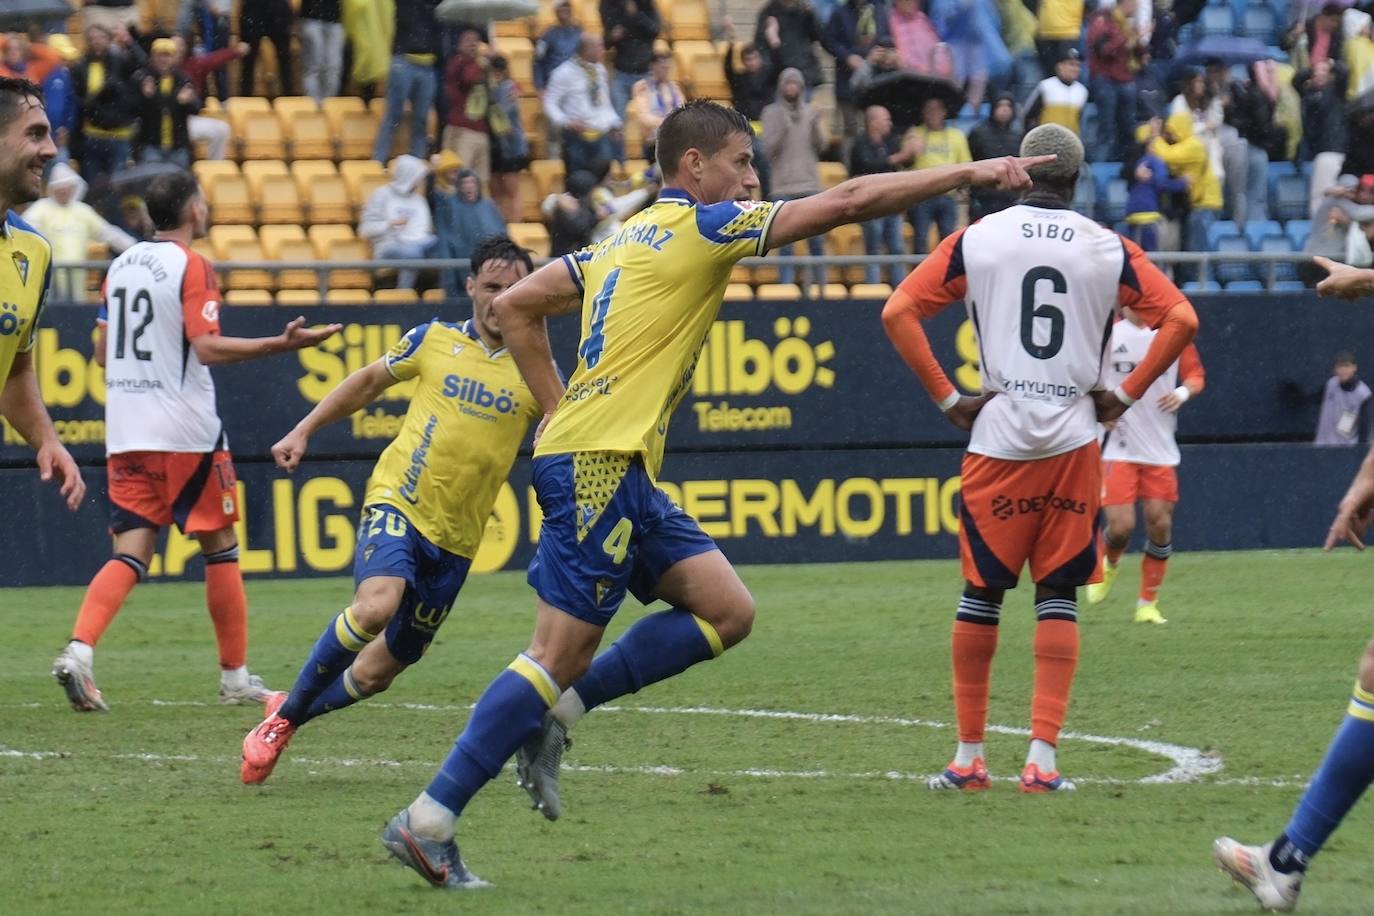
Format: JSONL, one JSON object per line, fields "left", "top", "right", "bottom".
{"left": 225, "top": 95, "right": 271, "bottom": 134}
{"left": 275, "top": 288, "right": 323, "bottom": 306}
{"left": 374, "top": 287, "right": 420, "bottom": 304}
{"left": 1273, "top": 174, "right": 1310, "bottom": 221}
{"left": 326, "top": 238, "right": 373, "bottom": 290}
{"left": 326, "top": 288, "right": 372, "bottom": 304}
{"left": 224, "top": 240, "right": 274, "bottom": 291}
{"left": 291, "top": 159, "right": 337, "bottom": 191}
{"left": 422, "top": 287, "right": 447, "bottom": 303}
{"left": 1213, "top": 235, "right": 1254, "bottom": 284}
{"left": 517, "top": 172, "right": 544, "bottom": 221}
{"left": 340, "top": 159, "right": 385, "bottom": 201}
{"left": 1259, "top": 235, "right": 1299, "bottom": 281}
{"left": 818, "top": 161, "right": 849, "bottom": 190}
{"left": 529, "top": 159, "right": 566, "bottom": 198}
{"left": 1089, "top": 161, "right": 1123, "bottom": 195}
{"left": 509, "top": 222, "right": 551, "bottom": 257}
{"left": 338, "top": 110, "right": 380, "bottom": 160}
{"left": 493, "top": 36, "right": 536, "bottom": 90}
{"left": 322, "top": 96, "right": 366, "bottom": 134}
{"left": 258, "top": 225, "right": 306, "bottom": 259}
{"left": 260, "top": 176, "right": 306, "bottom": 223}
{"left": 622, "top": 116, "right": 644, "bottom": 159}
{"left": 241, "top": 159, "right": 289, "bottom": 199}
{"left": 289, "top": 111, "right": 335, "bottom": 161}
{"left": 1243, "top": 220, "right": 1283, "bottom": 250}
{"left": 1198, "top": 5, "right": 1235, "bottom": 36}
{"left": 308, "top": 224, "right": 356, "bottom": 258}
{"left": 687, "top": 45, "right": 730, "bottom": 98}
{"left": 207, "top": 175, "right": 255, "bottom": 223}
{"left": 723, "top": 283, "right": 755, "bottom": 301}
{"left": 1223, "top": 279, "right": 1263, "bottom": 292}
{"left": 208, "top": 224, "right": 258, "bottom": 260}
{"left": 755, "top": 283, "right": 803, "bottom": 301}
{"left": 1205, "top": 220, "right": 1241, "bottom": 250}
{"left": 664, "top": 0, "right": 712, "bottom": 41}
{"left": 1180, "top": 279, "right": 1214, "bottom": 291}
{"left": 824, "top": 222, "right": 864, "bottom": 284}
{"left": 192, "top": 159, "right": 238, "bottom": 188}
{"left": 1242, "top": 5, "right": 1277, "bottom": 42}
{"left": 274, "top": 239, "right": 320, "bottom": 290}
{"left": 1273, "top": 280, "right": 1306, "bottom": 291}
{"left": 308, "top": 175, "right": 354, "bottom": 224}
{"left": 353, "top": 172, "right": 390, "bottom": 212}
{"left": 273, "top": 96, "right": 319, "bottom": 124}
{"left": 239, "top": 111, "right": 287, "bottom": 161}
{"left": 1100, "top": 178, "right": 1130, "bottom": 223}
{"left": 1286, "top": 219, "right": 1312, "bottom": 250}
{"left": 224, "top": 289, "right": 274, "bottom": 306}
{"left": 492, "top": 17, "right": 534, "bottom": 39}
{"left": 849, "top": 282, "right": 894, "bottom": 298}
{"left": 1073, "top": 172, "right": 1096, "bottom": 214}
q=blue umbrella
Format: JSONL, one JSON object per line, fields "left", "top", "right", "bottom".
{"left": 1173, "top": 36, "right": 1282, "bottom": 68}
{"left": 0, "top": 0, "right": 73, "bottom": 30}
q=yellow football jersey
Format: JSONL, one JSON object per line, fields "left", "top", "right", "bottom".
{"left": 0, "top": 212, "right": 53, "bottom": 386}
{"left": 365, "top": 319, "right": 540, "bottom": 558}
{"left": 535, "top": 189, "right": 781, "bottom": 476}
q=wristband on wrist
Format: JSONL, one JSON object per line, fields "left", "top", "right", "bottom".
{"left": 1112, "top": 385, "right": 1136, "bottom": 406}
{"left": 1172, "top": 385, "right": 1191, "bottom": 404}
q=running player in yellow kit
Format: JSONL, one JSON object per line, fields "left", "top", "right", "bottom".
{"left": 378, "top": 100, "right": 1050, "bottom": 889}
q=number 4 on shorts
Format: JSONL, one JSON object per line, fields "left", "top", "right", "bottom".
{"left": 602, "top": 518, "right": 633, "bottom": 564}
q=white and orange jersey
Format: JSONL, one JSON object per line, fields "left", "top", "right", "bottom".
{"left": 889, "top": 201, "right": 1196, "bottom": 461}
{"left": 98, "top": 240, "right": 224, "bottom": 455}
{"left": 1100, "top": 319, "right": 1205, "bottom": 467}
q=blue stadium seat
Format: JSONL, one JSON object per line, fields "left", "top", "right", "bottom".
{"left": 1243, "top": 5, "right": 1277, "bottom": 43}
{"left": 1223, "top": 280, "right": 1264, "bottom": 292}
{"left": 1206, "top": 219, "right": 1242, "bottom": 250}
{"left": 1244, "top": 219, "right": 1283, "bottom": 249}
{"left": 1090, "top": 161, "right": 1122, "bottom": 193}
{"left": 1299, "top": 159, "right": 1313, "bottom": 181}
{"left": 1273, "top": 174, "right": 1310, "bottom": 221}
{"left": 1214, "top": 235, "right": 1254, "bottom": 283}
{"left": 1273, "top": 280, "right": 1307, "bottom": 291}
{"left": 1285, "top": 219, "right": 1312, "bottom": 250}
{"left": 1259, "top": 235, "right": 1299, "bottom": 281}
{"left": 1181, "top": 279, "right": 1215, "bottom": 292}
{"left": 1073, "top": 172, "right": 1096, "bottom": 213}
{"left": 1199, "top": 5, "right": 1235, "bottom": 36}
{"left": 1267, "top": 160, "right": 1297, "bottom": 182}
{"left": 1101, "top": 178, "right": 1130, "bottom": 223}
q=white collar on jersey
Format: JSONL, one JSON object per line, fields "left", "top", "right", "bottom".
{"left": 659, "top": 188, "right": 694, "bottom": 205}
{"left": 461, "top": 318, "right": 508, "bottom": 358}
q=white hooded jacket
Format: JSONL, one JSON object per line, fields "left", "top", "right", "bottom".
{"left": 358, "top": 154, "right": 437, "bottom": 248}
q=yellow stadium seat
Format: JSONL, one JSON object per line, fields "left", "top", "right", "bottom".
{"left": 307, "top": 175, "right": 354, "bottom": 224}
{"left": 241, "top": 159, "right": 288, "bottom": 198}
{"left": 192, "top": 160, "right": 238, "bottom": 188}
{"left": 327, "top": 238, "right": 373, "bottom": 290}
{"left": 190, "top": 238, "right": 216, "bottom": 263}
{"left": 422, "top": 287, "right": 447, "bottom": 302}
{"left": 340, "top": 158, "right": 385, "bottom": 201}
{"left": 322, "top": 96, "right": 366, "bottom": 133}
{"left": 573, "top": 0, "right": 601, "bottom": 30}
{"left": 517, "top": 172, "right": 543, "bottom": 221}
{"left": 258, "top": 225, "right": 307, "bottom": 259}
{"left": 755, "top": 283, "right": 803, "bottom": 301}
{"left": 509, "top": 222, "right": 551, "bottom": 258}
{"left": 275, "top": 239, "right": 320, "bottom": 290}
{"left": 353, "top": 172, "right": 390, "bottom": 211}
{"left": 493, "top": 17, "right": 533, "bottom": 38}
{"left": 224, "top": 240, "right": 274, "bottom": 291}
{"left": 664, "top": 0, "right": 711, "bottom": 41}
{"left": 528, "top": 158, "right": 565, "bottom": 198}
{"left": 818, "top": 161, "right": 849, "bottom": 189}
{"left": 622, "top": 116, "right": 643, "bottom": 158}
{"left": 224, "top": 289, "right": 274, "bottom": 306}
{"left": 687, "top": 44, "right": 731, "bottom": 99}
{"left": 207, "top": 175, "right": 255, "bottom": 223}
{"left": 239, "top": 111, "right": 287, "bottom": 161}
{"left": 819, "top": 283, "right": 849, "bottom": 300}
{"left": 374, "top": 287, "right": 420, "bottom": 304}
{"left": 191, "top": 108, "right": 230, "bottom": 160}
{"left": 723, "top": 283, "right": 755, "bottom": 301}
{"left": 225, "top": 95, "right": 271, "bottom": 133}
{"left": 338, "top": 110, "right": 379, "bottom": 160}
{"left": 308, "top": 223, "right": 356, "bottom": 258}
{"left": 823, "top": 222, "right": 864, "bottom": 284}
{"left": 208, "top": 224, "right": 257, "bottom": 260}
{"left": 291, "top": 159, "right": 338, "bottom": 193}
{"left": 326, "top": 288, "right": 372, "bottom": 304}
{"left": 289, "top": 111, "right": 335, "bottom": 161}
{"left": 493, "top": 37, "right": 535, "bottom": 90}
{"left": 258, "top": 174, "right": 302, "bottom": 225}
{"left": 273, "top": 96, "right": 319, "bottom": 123}
{"left": 275, "top": 288, "right": 323, "bottom": 306}
{"left": 849, "top": 283, "right": 894, "bottom": 299}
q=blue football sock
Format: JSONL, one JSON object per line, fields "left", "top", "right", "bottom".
{"left": 298, "top": 669, "right": 373, "bottom": 724}
{"left": 277, "top": 607, "right": 376, "bottom": 724}
{"left": 425, "top": 654, "right": 557, "bottom": 817}
{"left": 573, "top": 609, "right": 723, "bottom": 712}
{"left": 1273, "top": 683, "right": 1374, "bottom": 871}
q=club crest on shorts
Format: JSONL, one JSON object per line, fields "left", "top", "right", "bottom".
{"left": 222, "top": 493, "right": 235, "bottom": 515}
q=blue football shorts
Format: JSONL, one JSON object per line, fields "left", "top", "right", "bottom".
{"left": 526, "top": 451, "right": 719, "bottom": 627}
{"left": 354, "top": 504, "right": 471, "bottom": 665}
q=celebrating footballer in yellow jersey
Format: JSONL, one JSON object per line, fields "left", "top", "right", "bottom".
{"left": 241, "top": 238, "right": 540, "bottom": 787}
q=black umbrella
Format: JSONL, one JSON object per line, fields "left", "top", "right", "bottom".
{"left": 87, "top": 161, "right": 184, "bottom": 226}
{"left": 1173, "top": 36, "right": 1278, "bottom": 68}
{"left": 0, "top": 0, "right": 74, "bottom": 30}
{"left": 854, "top": 71, "right": 966, "bottom": 132}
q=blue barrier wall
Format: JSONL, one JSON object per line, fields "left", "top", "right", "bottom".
{"left": 3, "top": 444, "right": 1361, "bottom": 587}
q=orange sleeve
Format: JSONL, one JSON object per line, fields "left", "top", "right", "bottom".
{"left": 1177, "top": 343, "right": 1205, "bottom": 395}
{"left": 1114, "top": 236, "right": 1199, "bottom": 403}
{"left": 882, "top": 230, "right": 968, "bottom": 407}
{"left": 182, "top": 252, "right": 222, "bottom": 338}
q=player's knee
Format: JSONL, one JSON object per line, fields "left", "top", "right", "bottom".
{"left": 1358, "top": 639, "right": 1374, "bottom": 692}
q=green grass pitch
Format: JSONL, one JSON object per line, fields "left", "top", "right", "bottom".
{"left": 3, "top": 550, "right": 1373, "bottom": 914}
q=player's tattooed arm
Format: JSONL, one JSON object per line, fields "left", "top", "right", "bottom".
{"left": 495, "top": 260, "right": 578, "bottom": 415}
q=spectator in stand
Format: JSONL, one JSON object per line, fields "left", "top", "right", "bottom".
{"left": 628, "top": 50, "right": 684, "bottom": 161}
{"left": 110, "top": 22, "right": 148, "bottom": 73}
{"left": 72, "top": 25, "right": 136, "bottom": 188}
{"left": 430, "top": 153, "right": 506, "bottom": 295}
{"left": 176, "top": 1, "right": 231, "bottom": 101}
{"left": 544, "top": 168, "right": 599, "bottom": 256}
{"left": 1296, "top": 58, "right": 1350, "bottom": 218}
{"left": 601, "top": 0, "right": 661, "bottom": 118}
{"left": 1, "top": 33, "right": 75, "bottom": 162}
{"left": 905, "top": 96, "right": 969, "bottom": 252}
{"left": 1170, "top": 67, "right": 1225, "bottom": 201}
{"left": 1086, "top": 0, "right": 1144, "bottom": 163}
{"left": 239, "top": 0, "right": 296, "bottom": 97}
{"left": 1022, "top": 46, "right": 1087, "bottom": 135}
{"left": 360, "top": 154, "right": 437, "bottom": 291}
{"left": 888, "top": 0, "right": 947, "bottom": 76}
{"left": 82, "top": 0, "right": 141, "bottom": 33}
{"left": 534, "top": 0, "right": 582, "bottom": 96}
{"left": 822, "top": 0, "right": 891, "bottom": 143}
{"left": 300, "top": 0, "right": 345, "bottom": 103}
{"left": 373, "top": 0, "right": 442, "bottom": 163}
{"left": 1301, "top": 175, "right": 1372, "bottom": 284}
{"left": 1124, "top": 120, "right": 1189, "bottom": 253}
{"left": 545, "top": 157, "right": 658, "bottom": 246}
{"left": 848, "top": 104, "right": 911, "bottom": 285}
{"left": 1036, "top": 0, "right": 1084, "bottom": 76}
{"left": 24, "top": 162, "right": 136, "bottom": 302}
{"left": 1344, "top": 204, "right": 1374, "bottom": 268}
{"left": 442, "top": 27, "right": 492, "bottom": 188}
{"left": 132, "top": 39, "right": 201, "bottom": 168}
{"left": 722, "top": 23, "right": 776, "bottom": 197}
{"left": 848, "top": 36, "right": 901, "bottom": 95}
{"left": 1313, "top": 352, "right": 1372, "bottom": 446}
{"left": 929, "top": 0, "right": 1010, "bottom": 111}
{"left": 171, "top": 35, "right": 245, "bottom": 161}
{"left": 544, "top": 34, "right": 623, "bottom": 175}
{"left": 0, "top": 33, "right": 62, "bottom": 83}
{"left": 755, "top": 0, "right": 825, "bottom": 90}
{"left": 1151, "top": 111, "right": 1221, "bottom": 255}
{"left": 967, "top": 91, "right": 1024, "bottom": 219}
{"left": 488, "top": 55, "right": 531, "bottom": 224}
{"left": 1224, "top": 62, "right": 1285, "bottom": 227}
{"left": 997, "top": 0, "right": 1040, "bottom": 100}
{"left": 1308, "top": 3, "right": 1346, "bottom": 66}
{"left": 761, "top": 67, "right": 825, "bottom": 287}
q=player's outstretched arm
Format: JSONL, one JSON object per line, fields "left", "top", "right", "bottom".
{"left": 491, "top": 258, "right": 581, "bottom": 416}
{"left": 190, "top": 316, "right": 343, "bottom": 366}
{"left": 272, "top": 359, "right": 398, "bottom": 472}
{"left": 1326, "top": 439, "right": 1374, "bottom": 550}
{"left": 764, "top": 155, "right": 1054, "bottom": 250}
{"left": 0, "top": 351, "right": 86, "bottom": 510}
{"left": 1314, "top": 255, "right": 1374, "bottom": 300}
